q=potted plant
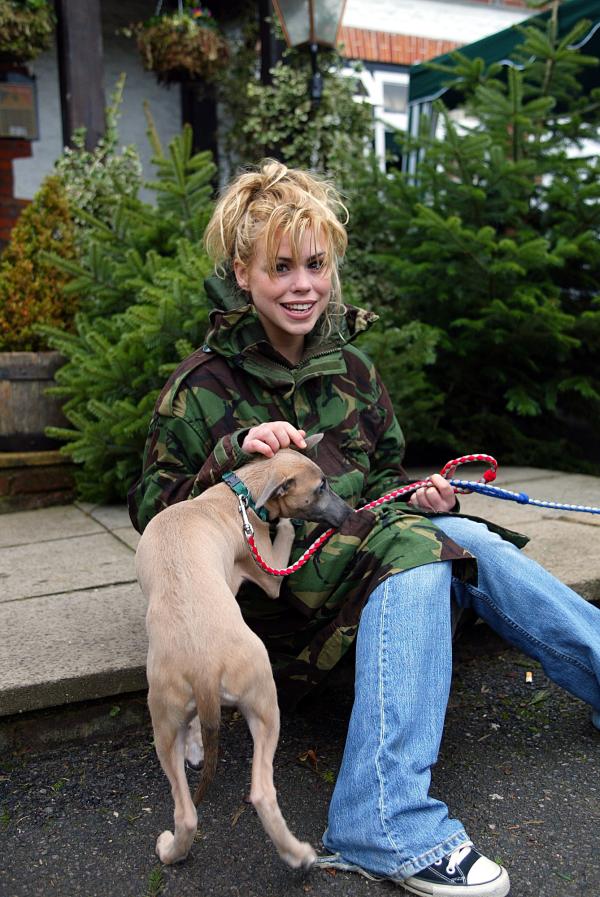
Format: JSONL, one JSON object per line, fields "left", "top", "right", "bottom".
{"left": 0, "top": 175, "right": 79, "bottom": 453}
{"left": 0, "top": 0, "right": 55, "bottom": 63}
{"left": 126, "top": 2, "right": 229, "bottom": 85}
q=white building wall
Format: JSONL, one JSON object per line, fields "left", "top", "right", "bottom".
{"left": 13, "top": 0, "right": 183, "bottom": 201}
{"left": 343, "top": 0, "right": 530, "bottom": 46}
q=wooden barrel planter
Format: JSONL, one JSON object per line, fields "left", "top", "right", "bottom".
{"left": 0, "top": 351, "right": 76, "bottom": 511}
{"left": 0, "top": 351, "right": 69, "bottom": 451}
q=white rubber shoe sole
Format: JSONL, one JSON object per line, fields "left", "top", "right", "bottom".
{"left": 401, "top": 865, "right": 510, "bottom": 897}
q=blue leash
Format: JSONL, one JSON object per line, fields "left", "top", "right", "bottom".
{"left": 449, "top": 479, "right": 600, "bottom": 516}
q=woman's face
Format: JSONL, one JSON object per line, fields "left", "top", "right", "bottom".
{"left": 234, "top": 228, "right": 332, "bottom": 365}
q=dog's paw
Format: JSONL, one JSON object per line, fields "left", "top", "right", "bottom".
{"left": 282, "top": 842, "right": 317, "bottom": 870}
{"left": 276, "top": 517, "right": 295, "bottom": 535}
{"left": 156, "top": 829, "right": 193, "bottom": 865}
{"left": 156, "top": 830, "right": 176, "bottom": 864}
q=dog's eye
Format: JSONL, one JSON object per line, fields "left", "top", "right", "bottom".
{"left": 318, "top": 479, "right": 327, "bottom": 493}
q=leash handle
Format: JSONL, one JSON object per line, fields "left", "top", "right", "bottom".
{"left": 439, "top": 453, "right": 498, "bottom": 490}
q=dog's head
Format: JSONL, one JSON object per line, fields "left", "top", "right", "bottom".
{"left": 252, "top": 436, "right": 352, "bottom": 528}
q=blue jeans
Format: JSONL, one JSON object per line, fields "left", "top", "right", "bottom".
{"left": 322, "top": 515, "right": 600, "bottom": 880}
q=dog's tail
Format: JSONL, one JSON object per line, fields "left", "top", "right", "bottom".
{"left": 192, "top": 688, "right": 221, "bottom": 807}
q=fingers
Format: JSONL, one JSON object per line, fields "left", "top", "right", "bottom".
{"left": 242, "top": 423, "right": 307, "bottom": 458}
{"left": 408, "top": 474, "right": 456, "bottom": 513}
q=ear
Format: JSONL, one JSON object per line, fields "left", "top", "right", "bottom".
{"left": 303, "top": 433, "right": 324, "bottom": 452}
{"left": 233, "top": 258, "right": 249, "bottom": 292}
{"left": 255, "top": 475, "right": 295, "bottom": 510}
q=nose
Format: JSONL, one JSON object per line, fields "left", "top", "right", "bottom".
{"left": 291, "top": 267, "right": 311, "bottom": 293}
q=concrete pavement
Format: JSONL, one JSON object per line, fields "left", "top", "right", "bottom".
{"left": 1, "top": 465, "right": 600, "bottom": 719}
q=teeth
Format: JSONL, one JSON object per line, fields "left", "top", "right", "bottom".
{"left": 283, "top": 303, "right": 312, "bottom": 311}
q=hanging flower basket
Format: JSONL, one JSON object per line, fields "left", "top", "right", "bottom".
{"left": 130, "top": 3, "right": 228, "bottom": 85}
{"left": 0, "top": 0, "right": 55, "bottom": 63}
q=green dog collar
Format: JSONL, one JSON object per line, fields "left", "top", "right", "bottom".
{"left": 221, "top": 470, "right": 270, "bottom": 523}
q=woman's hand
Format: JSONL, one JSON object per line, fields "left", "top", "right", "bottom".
{"left": 241, "top": 422, "right": 307, "bottom": 458}
{"left": 408, "top": 473, "right": 457, "bottom": 513}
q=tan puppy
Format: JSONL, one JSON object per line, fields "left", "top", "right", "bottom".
{"left": 136, "top": 436, "right": 351, "bottom": 869}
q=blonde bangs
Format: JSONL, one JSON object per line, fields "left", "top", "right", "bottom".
{"left": 260, "top": 207, "right": 339, "bottom": 279}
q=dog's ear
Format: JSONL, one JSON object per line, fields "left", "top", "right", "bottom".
{"left": 303, "top": 433, "right": 323, "bottom": 451}
{"left": 255, "top": 475, "right": 295, "bottom": 510}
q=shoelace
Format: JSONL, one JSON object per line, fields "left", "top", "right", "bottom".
{"left": 437, "top": 844, "right": 473, "bottom": 875}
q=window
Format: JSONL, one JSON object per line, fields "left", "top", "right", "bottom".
{"left": 383, "top": 81, "right": 408, "bottom": 114}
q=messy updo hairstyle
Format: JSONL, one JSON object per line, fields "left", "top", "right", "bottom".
{"left": 204, "top": 159, "right": 349, "bottom": 336}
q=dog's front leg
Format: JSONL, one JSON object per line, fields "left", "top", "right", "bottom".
{"left": 258, "top": 518, "right": 295, "bottom": 598}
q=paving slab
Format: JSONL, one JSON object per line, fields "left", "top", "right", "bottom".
{"left": 85, "top": 504, "right": 134, "bottom": 531}
{"left": 0, "top": 504, "right": 103, "bottom": 549}
{"left": 0, "top": 582, "right": 147, "bottom": 716}
{"left": 516, "top": 518, "right": 600, "bottom": 601}
{"left": 113, "top": 526, "right": 141, "bottom": 551}
{"left": 0, "top": 532, "right": 136, "bottom": 602}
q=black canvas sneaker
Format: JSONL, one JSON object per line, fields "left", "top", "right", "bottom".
{"left": 401, "top": 843, "right": 510, "bottom": 897}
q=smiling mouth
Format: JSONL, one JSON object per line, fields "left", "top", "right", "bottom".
{"left": 281, "top": 302, "right": 314, "bottom": 312}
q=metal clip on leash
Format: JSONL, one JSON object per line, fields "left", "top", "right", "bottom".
{"left": 237, "top": 494, "right": 255, "bottom": 536}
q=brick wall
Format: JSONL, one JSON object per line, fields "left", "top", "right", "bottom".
{"left": 0, "top": 139, "right": 32, "bottom": 250}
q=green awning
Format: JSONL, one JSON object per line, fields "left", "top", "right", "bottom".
{"left": 408, "top": 0, "right": 600, "bottom": 107}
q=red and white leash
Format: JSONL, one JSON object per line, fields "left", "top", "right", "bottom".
{"left": 237, "top": 453, "right": 498, "bottom": 577}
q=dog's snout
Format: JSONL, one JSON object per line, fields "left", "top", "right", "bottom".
{"left": 323, "top": 492, "right": 353, "bottom": 528}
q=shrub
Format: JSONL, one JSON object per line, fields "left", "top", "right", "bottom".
{"left": 0, "top": 175, "right": 78, "bottom": 351}
{"left": 54, "top": 75, "right": 143, "bottom": 247}
{"left": 220, "top": 23, "right": 373, "bottom": 177}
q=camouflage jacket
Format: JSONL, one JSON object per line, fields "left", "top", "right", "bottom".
{"left": 128, "top": 276, "right": 527, "bottom": 707}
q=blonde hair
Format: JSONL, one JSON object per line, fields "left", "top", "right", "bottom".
{"left": 204, "top": 159, "right": 349, "bottom": 334}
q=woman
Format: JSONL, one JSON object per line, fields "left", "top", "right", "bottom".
{"left": 128, "top": 160, "right": 600, "bottom": 897}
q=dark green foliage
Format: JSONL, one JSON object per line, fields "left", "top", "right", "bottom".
{"left": 340, "top": 5, "right": 600, "bottom": 471}
{"left": 39, "top": 127, "right": 216, "bottom": 502}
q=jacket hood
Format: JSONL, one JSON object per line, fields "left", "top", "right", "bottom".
{"left": 204, "top": 271, "right": 248, "bottom": 312}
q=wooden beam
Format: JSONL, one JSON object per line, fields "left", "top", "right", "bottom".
{"left": 181, "top": 81, "right": 219, "bottom": 172}
{"left": 258, "top": 0, "right": 285, "bottom": 85}
{"left": 54, "top": 0, "right": 105, "bottom": 150}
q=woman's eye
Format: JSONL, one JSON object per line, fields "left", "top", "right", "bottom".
{"left": 309, "top": 259, "right": 324, "bottom": 270}
{"left": 275, "top": 262, "right": 289, "bottom": 274}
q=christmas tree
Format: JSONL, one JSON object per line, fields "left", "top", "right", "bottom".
{"left": 40, "top": 126, "right": 216, "bottom": 501}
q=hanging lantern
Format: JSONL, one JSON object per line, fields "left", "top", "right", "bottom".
{"left": 271, "top": 1, "right": 346, "bottom": 103}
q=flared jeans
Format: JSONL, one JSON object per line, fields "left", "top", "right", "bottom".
{"left": 322, "top": 515, "right": 600, "bottom": 880}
